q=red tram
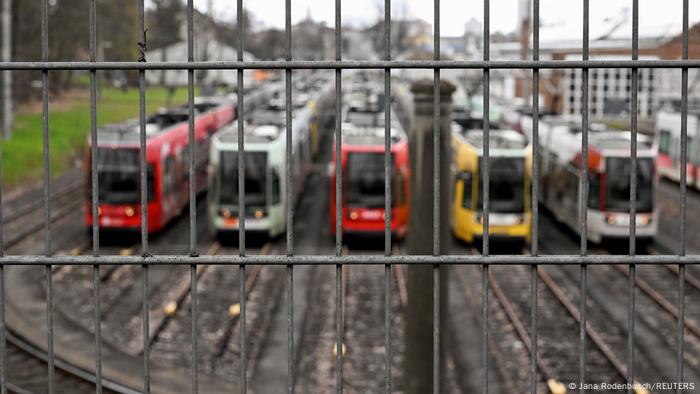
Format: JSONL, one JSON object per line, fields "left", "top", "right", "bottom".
{"left": 84, "top": 99, "right": 234, "bottom": 234}
{"left": 329, "top": 117, "right": 410, "bottom": 239}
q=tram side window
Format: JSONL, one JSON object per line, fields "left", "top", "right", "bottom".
{"left": 196, "top": 138, "right": 210, "bottom": 172}
{"left": 658, "top": 130, "right": 671, "bottom": 155}
{"left": 588, "top": 173, "right": 600, "bottom": 209}
{"left": 393, "top": 168, "right": 405, "bottom": 206}
{"left": 271, "top": 168, "right": 281, "bottom": 205}
{"left": 163, "top": 155, "right": 176, "bottom": 197}
{"left": 459, "top": 172, "right": 473, "bottom": 209}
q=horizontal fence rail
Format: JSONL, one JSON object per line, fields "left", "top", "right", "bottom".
{"left": 0, "top": 60, "right": 698, "bottom": 70}
{"left": 0, "top": 255, "right": 698, "bottom": 266}
{"left": 0, "top": 0, "right": 695, "bottom": 393}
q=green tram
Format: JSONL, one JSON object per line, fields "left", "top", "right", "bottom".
{"left": 207, "top": 98, "right": 317, "bottom": 239}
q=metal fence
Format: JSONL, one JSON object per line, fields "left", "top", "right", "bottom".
{"left": 0, "top": 0, "right": 696, "bottom": 393}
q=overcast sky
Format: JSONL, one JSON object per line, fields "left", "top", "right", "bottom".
{"left": 187, "top": 0, "right": 700, "bottom": 38}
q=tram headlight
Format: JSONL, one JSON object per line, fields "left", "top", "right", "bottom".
{"left": 124, "top": 206, "right": 135, "bottom": 217}
{"left": 349, "top": 211, "right": 359, "bottom": 220}
{"left": 638, "top": 214, "right": 652, "bottom": 226}
{"left": 221, "top": 208, "right": 232, "bottom": 219}
{"left": 254, "top": 209, "right": 264, "bottom": 219}
{"left": 605, "top": 215, "right": 617, "bottom": 225}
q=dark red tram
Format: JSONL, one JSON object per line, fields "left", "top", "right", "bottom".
{"left": 84, "top": 99, "right": 234, "bottom": 234}
{"left": 329, "top": 116, "right": 410, "bottom": 239}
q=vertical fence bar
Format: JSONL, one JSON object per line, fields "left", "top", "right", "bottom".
{"left": 0, "top": 263, "right": 4, "bottom": 394}
{"left": 579, "top": 0, "right": 589, "bottom": 391}
{"left": 190, "top": 260, "right": 198, "bottom": 392}
{"left": 137, "top": 0, "right": 150, "bottom": 392}
{"left": 334, "top": 0, "right": 343, "bottom": 391}
{"left": 678, "top": 1, "right": 689, "bottom": 392}
{"left": 482, "top": 1, "right": 490, "bottom": 393}
{"left": 284, "top": 0, "right": 294, "bottom": 390}
{"left": 138, "top": 4, "right": 148, "bottom": 257}
{"left": 334, "top": 0, "right": 342, "bottom": 260}
{"left": 0, "top": 34, "right": 4, "bottom": 390}
{"left": 40, "top": 0, "right": 54, "bottom": 391}
{"left": 239, "top": 265, "right": 246, "bottom": 392}
{"left": 187, "top": 0, "right": 196, "bottom": 258}
{"left": 627, "top": 1, "right": 638, "bottom": 391}
{"left": 433, "top": 0, "right": 441, "bottom": 391}
{"left": 142, "top": 262, "right": 149, "bottom": 393}
{"left": 88, "top": 0, "right": 102, "bottom": 392}
{"left": 530, "top": 0, "right": 539, "bottom": 393}
{"left": 0, "top": 113, "right": 5, "bottom": 394}
{"left": 185, "top": 2, "right": 198, "bottom": 393}
{"left": 383, "top": 0, "right": 392, "bottom": 391}
{"left": 237, "top": 0, "right": 246, "bottom": 391}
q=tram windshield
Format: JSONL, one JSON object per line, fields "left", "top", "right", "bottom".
{"left": 605, "top": 157, "right": 654, "bottom": 213}
{"left": 219, "top": 151, "right": 267, "bottom": 210}
{"left": 97, "top": 148, "right": 154, "bottom": 204}
{"left": 477, "top": 157, "right": 525, "bottom": 213}
{"left": 345, "top": 152, "right": 398, "bottom": 209}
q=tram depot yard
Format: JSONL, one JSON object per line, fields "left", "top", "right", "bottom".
{"left": 1, "top": 1, "right": 700, "bottom": 392}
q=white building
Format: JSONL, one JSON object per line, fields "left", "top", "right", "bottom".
{"left": 562, "top": 55, "right": 658, "bottom": 118}
{"left": 145, "top": 40, "right": 256, "bottom": 87}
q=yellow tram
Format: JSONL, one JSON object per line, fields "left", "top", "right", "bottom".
{"left": 451, "top": 127, "right": 532, "bottom": 244}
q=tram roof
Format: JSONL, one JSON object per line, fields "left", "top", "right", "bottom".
{"left": 95, "top": 107, "right": 199, "bottom": 145}
{"left": 539, "top": 116, "right": 655, "bottom": 164}
{"left": 341, "top": 123, "right": 405, "bottom": 147}
{"left": 588, "top": 131, "right": 653, "bottom": 151}
{"left": 459, "top": 128, "right": 528, "bottom": 151}
{"left": 214, "top": 105, "right": 313, "bottom": 147}
{"left": 216, "top": 122, "right": 284, "bottom": 145}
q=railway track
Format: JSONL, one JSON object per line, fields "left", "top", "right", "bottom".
{"left": 6, "top": 330, "right": 137, "bottom": 394}
{"left": 606, "top": 247, "right": 700, "bottom": 374}
{"left": 4, "top": 179, "right": 83, "bottom": 225}
{"left": 455, "top": 246, "right": 661, "bottom": 393}
{"left": 143, "top": 241, "right": 279, "bottom": 386}
{"left": 4, "top": 180, "right": 84, "bottom": 252}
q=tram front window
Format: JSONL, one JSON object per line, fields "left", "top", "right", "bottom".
{"left": 346, "top": 152, "right": 395, "bottom": 209}
{"left": 219, "top": 151, "right": 268, "bottom": 212}
{"left": 605, "top": 157, "right": 654, "bottom": 213}
{"left": 477, "top": 157, "right": 525, "bottom": 213}
{"left": 97, "top": 148, "right": 154, "bottom": 204}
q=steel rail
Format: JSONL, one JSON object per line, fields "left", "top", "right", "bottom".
{"left": 140, "top": 242, "right": 221, "bottom": 353}
{"left": 3, "top": 199, "right": 83, "bottom": 251}
{"left": 664, "top": 265, "right": 700, "bottom": 293}
{"left": 453, "top": 266, "right": 520, "bottom": 394}
{"left": 537, "top": 268, "right": 638, "bottom": 388}
{"left": 5, "top": 331, "right": 140, "bottom": 394}
{"left": 486, "top": 269, "right": 562, "bottom": 393}
{"left": 213, "top": 243, "right": 272, "bottom": 358}
{"left": 647, "top": 247, "right": 700, "bottom": 293}
{"left": 613, "top": 265, "right": 700, "bottom": 339}
{"left": 3, "top": 180, "right": 83, "bottom": 224}
{"left": 391, "top": 246, "right": 407, "bottom": 309}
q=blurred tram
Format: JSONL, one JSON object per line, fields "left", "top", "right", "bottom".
{"left": 329, "top": 122, "right": 409, "bottom": 239}
{"left": 451, "top": 126, "right": 532, "bottom": 244}
{"left": 539, "top": 119, "right": 658, "bottom": 243}
{"left": 84, "top": 99, "right": 233, "bottom": 233}
{"left": 207, "top": 98, "right": 317, "bottom": 238}
{"left": 329, "top": 79, "right": 410, "bottom": 238}
{"left": 654, "top": 110, "right": 700, "bottom": 188}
